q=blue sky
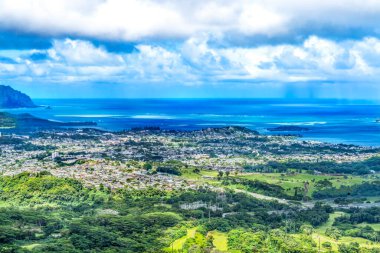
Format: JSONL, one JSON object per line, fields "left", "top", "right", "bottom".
{"left": 1, "top": 0, "right": 380, "bottom": 99}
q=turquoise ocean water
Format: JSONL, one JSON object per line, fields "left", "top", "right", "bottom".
{"left": 1, "top": 99, "right": 380, "bottom": 147}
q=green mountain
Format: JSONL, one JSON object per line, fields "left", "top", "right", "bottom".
{"left": 0, "top": 85, "right": 35, "bottom": 108}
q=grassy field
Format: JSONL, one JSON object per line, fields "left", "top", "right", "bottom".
{"left": 236, "top": 173, "right": 367, "bottom": 196}
{"left": 170, "top": 227, "right": 197, "bottom": 251}
{"left": 365, "top": 196, "right": 380, "bottom": 203}
{"left": 209, "top": 231, "right": 228, "bottom": 252}
{"left": 313, "top": 212, "right": 380, "bottom": 251}
{"left": 21, "top": 243, "right": 43, "bottom": 250}
{"left": 357, "top": 223, "right": 380, "bottom": 231}
{"left": 169, "top": 228, "right": 229, "bottom": 252}
{"left": 315, "top": 211, "right": 345, "bottom": 233}
{"left": 311, "top": 233, "right": 379, "bottom": 252}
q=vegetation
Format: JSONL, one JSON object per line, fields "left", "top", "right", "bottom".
{"left": 0, "top": 172, "right": 379, "bottom": 252}
{"left": 313, "top": 181, "right": 380, "bottom": 199}
{"left": 0, "top": 126, "right": 379, "bottom": 252}
{"left": 246, "top": 157, "right": 380, "bottom": 175}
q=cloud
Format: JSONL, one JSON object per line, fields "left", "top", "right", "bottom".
{"left": 1, "top": 0, "right": 380, "bottom": 42}
{"left": 126, "top": 45, "right": 194, "bottom": 82}
{"left": 1, "top": 36, "right": 380, "bottom": 85}
{"left": 0, "top": 39, "right": 193, "bottom": 83}
{"left": 48, "top": 39, "right": 124, "bottom": 65}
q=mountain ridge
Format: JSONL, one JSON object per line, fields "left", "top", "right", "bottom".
{"left": 0, "top": 85, "right": 36, "bottom": 108}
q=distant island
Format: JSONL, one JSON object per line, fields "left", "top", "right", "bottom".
{"left": 0, "top": 85, "right": 36, "bottom": 108}
{"left": 267, "top": 125, "right": 310, "bottom": 132}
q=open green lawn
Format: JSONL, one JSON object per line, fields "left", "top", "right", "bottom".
{"left": 170, "top": 227, "right": 197, "bottom": 251}
{"left": 357, "top": 223, "right": 380, "bottom": 231}
{"left": 21, "top": 243, "right": 43, "bottom": 250}
{"left": 315, "top": 211, "right": 345, "bottom": 234}
{"left": 181, "top": 169, "right": 218, "bottom": 180}
{"left": 169, "top": 228, "right": 229, "bottom": 252}
{"left": 311, "top": 233, "right": 379, "bottom": 252}
{"left": 365, "top": 196, "right": 380, "bottom": 202}
{"left": 209, "top": 231, "right": 228, "bottom": 252}
{"left": 236, "top": 173, "right": 368, "bottom": 196}
{"left": 313, "top": 212, "right": 380, "bottom": 251}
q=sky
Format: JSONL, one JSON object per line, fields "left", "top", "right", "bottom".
{"left": 1, "top": 0, "right": 380, "bottom": 99}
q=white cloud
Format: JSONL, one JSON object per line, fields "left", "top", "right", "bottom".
{"left": 238, "top": 3, "right": 287, "bottom": 35}
{"left": 124, "top": 45, "right": 195, "bottom": 82}
{"left": 48, "top": 39, "right": 124, "bottom": 65}
{"left": 1, "top": 0, "right": 380, "bottom": 41}
{"left": 2, "top": 36, "right": 380, "bottom": 84}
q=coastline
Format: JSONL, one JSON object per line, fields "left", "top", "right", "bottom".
{"left": 0, "top": 98, "right": 379, "bottom": 147}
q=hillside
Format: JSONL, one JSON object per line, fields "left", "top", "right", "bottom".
{"left": 0, "top": 113, "right": 16, "bottom": 129}
{"left": 0, "top": 85, "right": 35, "bottom": 108}
{"left": 0, "top": 112, "right": 96, "bottom": 130}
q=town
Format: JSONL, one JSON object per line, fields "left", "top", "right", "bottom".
{"left": 0, "top": 126, "right": 378, "bottom": 190}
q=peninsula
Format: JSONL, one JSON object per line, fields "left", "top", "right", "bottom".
{"left": 0, "top": 85, "right": 36, "bottom": 108}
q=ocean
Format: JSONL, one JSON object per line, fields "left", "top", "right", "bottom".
{"left": 1, "top": 98, "right": 380, "bottom": 147}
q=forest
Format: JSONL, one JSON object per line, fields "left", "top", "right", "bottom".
{"left": 0, "top": 172, "right": 379, "bottom": 252}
